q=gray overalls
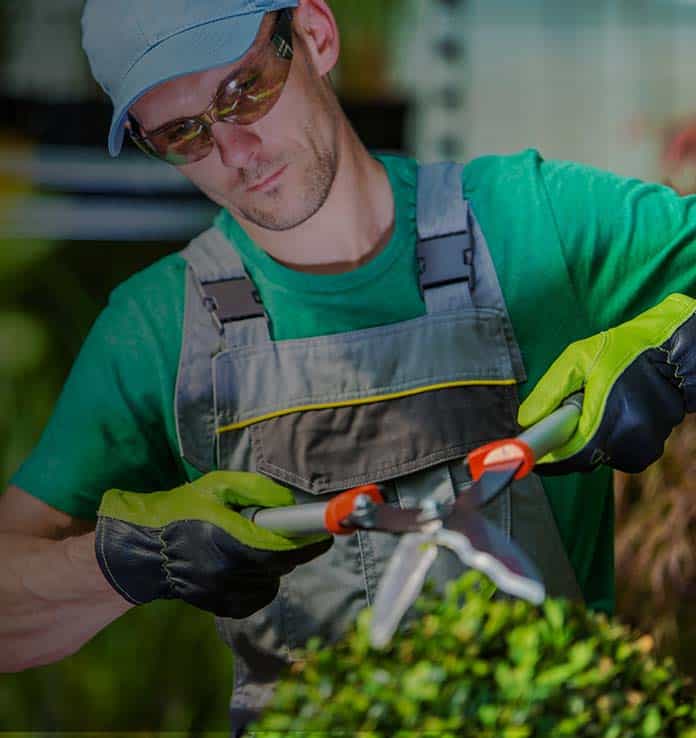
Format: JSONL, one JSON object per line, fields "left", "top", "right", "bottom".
{"left": 175, "top": 162, "right": 582, "bottom": 732}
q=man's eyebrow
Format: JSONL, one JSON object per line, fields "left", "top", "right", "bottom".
{"left": 213, "top": 60, "right": 251, "bottom": 96}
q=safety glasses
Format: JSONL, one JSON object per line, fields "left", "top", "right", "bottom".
{"left": 126, "top": 9, "right": 294, "bottom": 166}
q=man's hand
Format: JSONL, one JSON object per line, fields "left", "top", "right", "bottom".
{"left": 95, "top": 471, "right": 332, "bottom": 617}
{"left": 518, "top": 294, "right": 696, "bottom": 474}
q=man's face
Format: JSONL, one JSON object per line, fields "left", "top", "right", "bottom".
{"left": 130, "top": 12, "right": 339, "bottom": 231}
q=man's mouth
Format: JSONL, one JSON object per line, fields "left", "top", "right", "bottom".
{"left": 246, "top": 164, "right": 288, "bottom": 193}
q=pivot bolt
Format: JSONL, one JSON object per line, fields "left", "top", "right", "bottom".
{"left": 419, "top": 499, "right": 442, "bottom": 521}
{"left": 353, "top": 494, "right": 376, "bottom": 512}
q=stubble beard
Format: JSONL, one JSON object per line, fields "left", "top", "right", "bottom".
{"left": 235, "top": 123, "right": 338, "bottom": 232}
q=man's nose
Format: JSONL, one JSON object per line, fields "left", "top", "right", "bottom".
{"left": 211, "top": 122, "right": 262, "bottom": 168}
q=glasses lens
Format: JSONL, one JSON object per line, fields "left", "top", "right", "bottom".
{"left": 148, "top": 119, "right": 213, "bottom": 165}
{"left": 216, "top": 51, "right": 291, "bottom": 126}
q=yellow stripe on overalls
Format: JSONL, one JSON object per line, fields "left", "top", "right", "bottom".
{"left": 216, "top": 378, "right": 517, "bottom": 433}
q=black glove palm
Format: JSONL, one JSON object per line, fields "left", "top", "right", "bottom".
{"left": 95, "top": 471, "right": 332, "bottom": 617}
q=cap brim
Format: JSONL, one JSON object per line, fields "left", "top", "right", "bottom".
{"left": 108, "top": 7, "right": 294, "bottom": 157}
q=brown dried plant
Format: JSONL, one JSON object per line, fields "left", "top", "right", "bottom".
{"left": 614, "top": 414, "right": 696, "bottom": 671}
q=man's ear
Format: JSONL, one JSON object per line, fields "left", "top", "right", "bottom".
{"left": 292, "top": 0, "right": 340, "bottom": 77}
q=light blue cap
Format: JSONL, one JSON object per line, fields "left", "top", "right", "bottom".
{"left": 82, "top": 0, "right": 298, "bottom": 157}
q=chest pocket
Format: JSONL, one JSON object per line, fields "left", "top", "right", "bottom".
{"left": 214, "top": 308, "right": 521, "bottom": 493}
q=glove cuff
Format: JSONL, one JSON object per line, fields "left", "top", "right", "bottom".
{"left": 95, "top": 516, "right": 171, "bottom": 605}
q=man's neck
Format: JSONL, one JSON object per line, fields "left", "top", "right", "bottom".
{"left": 240, "top": 123, "right": 396, "bottom": 275}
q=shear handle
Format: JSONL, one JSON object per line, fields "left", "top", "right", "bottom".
{"left": 241, "top": 484, "right": 384, "bottom": 537}
{"left": 468, "top": 392, "right": 583, "bottom": 481}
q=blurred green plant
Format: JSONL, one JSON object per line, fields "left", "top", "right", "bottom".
{"left": 254, "top": 571, "right": 696, "bottom": 736}
{"left": 330, "top": 0, "right": 401, "bottom": 100}
{"left": 0, "top": 238, "right": 234, "bottom": 732}
{"left": 0, "top": 239, "right": 65, "bottom": 483}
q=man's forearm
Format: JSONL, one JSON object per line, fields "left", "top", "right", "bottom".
{"left": 0, "top": 531, "right": 134, "bottom": 672}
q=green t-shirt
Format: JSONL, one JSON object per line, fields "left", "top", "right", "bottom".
{"left": 12, "top": 150, "right": 696, "bottom": 615}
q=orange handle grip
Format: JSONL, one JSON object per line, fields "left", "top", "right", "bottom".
{"left": 324, "top": 484, "right": 384, "bottom": 535}
{"left": 467, "top": 438, "right": 535, "bottom": 481}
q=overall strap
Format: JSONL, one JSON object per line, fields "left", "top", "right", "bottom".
{"left": 416, "top": 162, "right": 526, "bottom": 381}
{"left": 180, "top": 226, "right": 271, "bottom": 343}
{"left": 176, "top": 226, "right": 269, "bottom": 472}
{"left": 416, "top": 162, "right": 473, "bottom": 312}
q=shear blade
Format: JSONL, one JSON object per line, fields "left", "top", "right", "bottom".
{"left": 441, "top": 511, "right": 545, "bottom": 604}
{"left": 370, "top": 530, "right": 439, "bottom": 649}
{"left": 460, "top": 463, "right": 522, "bottom": 511}
{"left": 349, "top": 504, "right": 426, "bottom": 534}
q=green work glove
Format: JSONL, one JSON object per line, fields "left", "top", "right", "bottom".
{"left": 95, "top": 471, "right": 332, "bottom": 617}
{"left": 518, "top": 293, "right": 696, "bottom": 474}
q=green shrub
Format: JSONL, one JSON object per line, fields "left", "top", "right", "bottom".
{"left": 251, "top": 571, "right": 696, "bottom": 737}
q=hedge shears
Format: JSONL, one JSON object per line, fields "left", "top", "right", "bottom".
{"left": 242, "top": 394, "right": 582, "bottom": 648}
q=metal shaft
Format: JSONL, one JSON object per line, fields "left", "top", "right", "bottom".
{"left": 517, "top": 392, "right": 582, "bottom": 460}
{"left": 241, "top": 501, "right": 329, "bottom": 537}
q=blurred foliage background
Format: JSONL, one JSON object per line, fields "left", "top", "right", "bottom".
{"left": 3, "top": 0, "right": 696, "bottom": 734}
{"left": 0, "top": 240, "right": 238, "bottom": 733}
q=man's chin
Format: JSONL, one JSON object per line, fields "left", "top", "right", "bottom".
{"left": 235, "top": 201, "right": 324, "bottom": 232}
{"left": 220, "top": 156, "right": 336, "bottom": 230}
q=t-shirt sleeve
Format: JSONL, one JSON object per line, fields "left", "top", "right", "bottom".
{"left": 10, "top": 255, "right": 188, "bottom": 520}
{"left": 539, "top": 158, "right": 696, "bottom": 332}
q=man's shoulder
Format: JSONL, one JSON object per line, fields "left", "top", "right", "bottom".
{"left": 109, "top": 250, "right": 188, "bottom": 309}
{"left": 460, "top": 148, "right": 635, "bottom": 201}
{"left": 453, "top": 149, "right": 553, "bottom": 244}
{"left": 459, "top": 148, "right": 544, "bottom": 192}
{"left": 93, "top": 249, "right": 191, "bottom": 362}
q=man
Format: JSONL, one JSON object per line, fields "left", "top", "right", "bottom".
{"left": 2, "top": 0, "right": 696, "bottom": 732}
